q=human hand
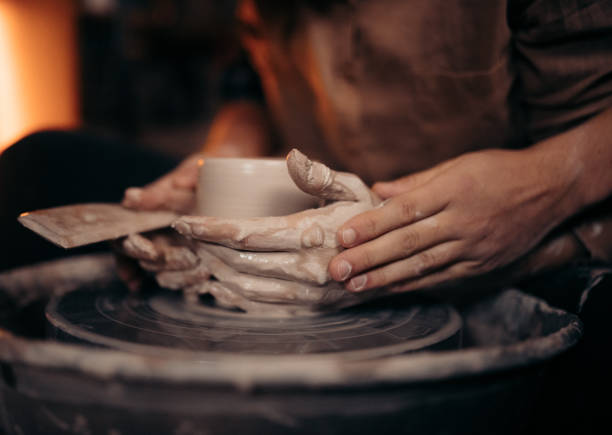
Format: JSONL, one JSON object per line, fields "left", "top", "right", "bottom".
{"left": 116, "top": 231, "right": 208, "bottom": 292}
{"left": 167, "top": 149, "right": 383, "bottom": 314}
{"left": 328, "top": 148, "right": 580, "bottom": 294}
{"left": 116, "top": 153, "right": 201, "bottom": 292}
{"left": 122, "top": 154, "right": 201, "bottom": 214}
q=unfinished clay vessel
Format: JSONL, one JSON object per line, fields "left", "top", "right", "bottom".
{"left": 195, "top": 157, "right": 319, "bottom": 217}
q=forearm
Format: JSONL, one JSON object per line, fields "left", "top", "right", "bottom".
{"left": 525, "top": 107, "right": 612, "bottom": 218}
{"left": 202, "top": 100, "right": 273, "bottom": 158}
{"left": 524, "top": 107, "right": 612, "bottom": 263}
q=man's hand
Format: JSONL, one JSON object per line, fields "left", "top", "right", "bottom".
{"left": 328, "top": 148, "right": 583, "bottom": 293}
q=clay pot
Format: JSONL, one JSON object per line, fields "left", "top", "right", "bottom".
{"left": 196, "top": 157, "right": 319, "bottom": 217}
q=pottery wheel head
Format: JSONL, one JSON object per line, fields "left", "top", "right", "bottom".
{"left": 46, "top": 283, "right": 462, "bottom": 358}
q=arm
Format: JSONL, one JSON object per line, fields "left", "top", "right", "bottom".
{"left": 327, "top": 0, "right": 612, "bottom": 294}
{"left": 327, "top": 107, "right": 612, "bottom": 293}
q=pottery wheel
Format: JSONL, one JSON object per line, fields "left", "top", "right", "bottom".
{"left": 46, "top": 283, "right": 462, "bottom": 358}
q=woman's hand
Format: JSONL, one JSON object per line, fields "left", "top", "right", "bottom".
{"left": 117, "top": 149, "right": 383, "bottom": 314}
{"left": 167, "top": 149, "right": 382, "bottom": 313}
{"left": 121, "top": 154, "right": 201, "bottom": 214}
{"left": 328, "top": 147, "right": 583, "bottom": 293}
{"left": 120, "top": 101, "right": 273, "bottom": 214}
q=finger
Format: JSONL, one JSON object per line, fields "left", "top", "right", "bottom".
{"left": 201, "top": 281, "right": 260, "bottom": 312}
{"left": 148, "top": 233, "right": 199, "bottom": 270}
{"left": 372, "top": 174, "right": 425, "bottom": 199}
{"left": 122, "top": 156, "right": 200, "bottom": 213}
{"left": 123, "top": 234, "right": 160, "bottom": 262}
{"left": 343, "top": 241, "right": 465, "bottom": 292}
{"left": 124, "top": 232, "right": 198, "bottom": 271}
{"left": 173, "top": 201, "right": 369, "bottom": 251}
{"left": 196, "top": 249, "right": 352, "bottom": 305}
{"left": 152, "top": 188, "right": 195, "bottom": 214}
{"left": 138, "top": 245, "right": 199, "bottom": 272}
{"left": 372, "top": 159, "right": 456, "bottom": 199}
{"left": 337, "top": 189, "right": 448, "bottom": 248}
{"left": 198, "top": 243, "right": 337, "bottom": 284}
{"left": 199, "top": 281, "right": 305, "bottom": 315}
{"left": 161, "top": 245, "right": 199, "bottom": 270}
{"left": 329, "top": 215, "right": 453, "bottom": 281}
{"left": 155, "top": 263, "right": 210, "bottom": 290}
{"left": 123, "top": 185, "right": 195, "bottom": 214}
{"left": 386, "top": 261, "right": 481, "bottom": 294}
{"left": 287, "top": 149, "right": 380, "bottom": 205}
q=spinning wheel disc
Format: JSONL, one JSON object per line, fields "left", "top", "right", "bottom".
{"left": 46, "top": 283, "right": 462, "bottom": 358}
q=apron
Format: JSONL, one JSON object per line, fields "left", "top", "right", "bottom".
{"left": 240, "top": 0, "right": 517, "bottom": 184}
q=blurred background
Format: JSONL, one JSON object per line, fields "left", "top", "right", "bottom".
{"left": 0, "top": 0, "right": 259, "bottom": 158}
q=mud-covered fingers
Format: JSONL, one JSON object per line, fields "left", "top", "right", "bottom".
{"left": 155, "top": 263, "right": 211, "bottom": 290}
{"left": 147, "top": 233, "right": 199, "bottom": 270}
{"left": 161, "top": 245, "right": 199, "bottom": 270}
{"left": 329, "top": 215, "right": 453, "bottom": 281}
{"left": 196, "top": 249, "right": 347, "bottom": 304}
{"left": 199, "top": 281, "right": 269, "bottom": 313}
{"left": 123, "top": 233, "right": 199, "bottom": 271}
{"left": 198, "top": 243, "right": 337, "bottom": 284}
{"left": 173, "top": 214, "right": 296, "bottom": 250}
{"left": 122, "top": 234, "right": 160, "bottom": 262}
{"left": 339, "top": 241, "right": 467, "bottom": 292}
{"left": 286, "top": 149, "right": 378, "bottom": 205}
{"left": 199, "top": 281, "right": 296, "bottom": 315}
{"left": 173, "top": 201, "right": 369, "bottom": 251}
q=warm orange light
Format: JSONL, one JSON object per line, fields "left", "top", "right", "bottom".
{"left": 0, "top": 0, "right": 80, "bottom": 153}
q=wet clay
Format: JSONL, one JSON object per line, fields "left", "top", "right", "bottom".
{"left": 150, "top": 150, "right": 382, "bottom": 316}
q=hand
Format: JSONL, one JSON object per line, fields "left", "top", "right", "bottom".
{"left": 121, "top": 233, "right": 374, "bottom": 315}
{"left": 328, "top": 148, "right": 580, "bottom": 294}
{"left": 117, "top": 153, "right": 201, "bottom": 292}
{"left": 120, "top": 101, "right": 275, "bottom": 215}
{"left": 169, "top": 149, "right": 383, "bottom": 314}
{"left": 117, "top": 231, "right": 208, "bottom": 292}
{"left": 122, "top": 154, "right": 201, "bottom": 214}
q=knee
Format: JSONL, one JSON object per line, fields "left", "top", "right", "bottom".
{"left": 2, "top": 130, "right": 56, "bottom": 159}
{"left": 0, "top": 130, "right": 75, "bottom": 169}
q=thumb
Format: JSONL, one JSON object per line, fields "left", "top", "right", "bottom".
{"left": 286, "top": 149, "right": 380, "bottom": 205}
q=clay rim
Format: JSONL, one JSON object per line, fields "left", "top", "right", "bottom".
{"left": 199, "top": 156, "right": 287, "bottom": 168}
